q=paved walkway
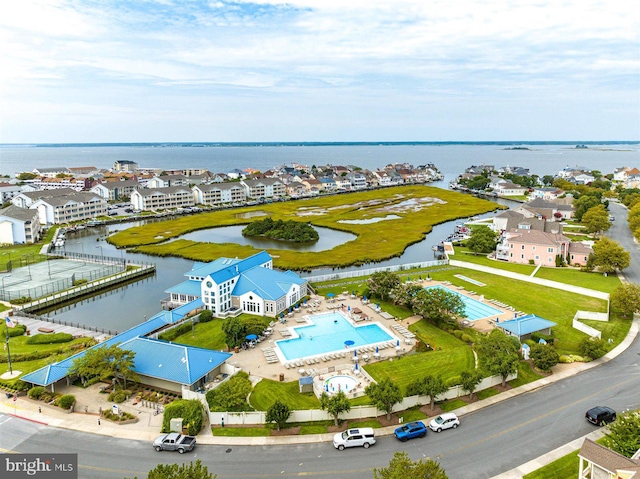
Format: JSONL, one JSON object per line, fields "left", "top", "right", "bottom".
{"left": 0, "top": 282, "right": 637, "bottom": 477}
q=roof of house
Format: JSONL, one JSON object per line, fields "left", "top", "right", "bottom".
{"left": 496, "top": 315, "right": 557, "bottom": 337}
{"left": 568, "top": 242, "right": 593, "bottom": 254}
{"left": 507, "top": 228, "right": 569, "bottom": 246}
{"left": 0, "top": 205, "right": 38, "bottom": 221}
{"left": 579, "top": 438, "right": 640, "bottom": 474}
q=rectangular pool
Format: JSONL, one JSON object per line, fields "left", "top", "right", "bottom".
{"left": 276, "top": 312, "right": 393, "bottom": 361}
{"left": 425, "top": 285, "right": 503, "bottom": 321}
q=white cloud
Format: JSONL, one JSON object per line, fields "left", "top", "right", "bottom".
{"left": 0, "top": 0, "right": 637, "bottom": 141}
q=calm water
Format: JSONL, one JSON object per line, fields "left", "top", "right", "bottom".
{"left": 5, "top": 142, "right": 638, "bottom": 332}
{"left": 275, "top": 311, "right": 392, "bottom": 361}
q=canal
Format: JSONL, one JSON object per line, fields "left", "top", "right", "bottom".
{"left": 46, "top": 190, "right": 518, "bottom": 332}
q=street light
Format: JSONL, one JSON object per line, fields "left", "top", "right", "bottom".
{"left": 96, "top": 245, "right": 104, "bottom": 260}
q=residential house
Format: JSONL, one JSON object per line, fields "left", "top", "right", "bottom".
{"left": 519, "top": 197, "right": 574, "bottom": 220}
{"left": 318, "top": 177, "right": 337, "bottom": 191}
{"left": 240, "top": 179, "right": 286, "bottom": 200}
{"left": 578, "top": 438, "right": 640, "bottom": 479}
{"left": 113, "top": 160, "right": 139, "bottom": 173}
{"left": 30, "top": 176, "right": 90, "bottom": 191}
{"left": 147, "top": 174, "right": 190, "bottom": 188}
{"left": 0, "top": 182, "right": 22, "bottom": 204}
{"left": 568, "top": 242, "right": 593, "bottom": 267}
{"left": 91, "top": 180, "right": 141, "bottom": 202}
{"left": 31, "top": 167, "right": 71, "bottom": 178}
{"left": 286, "top": 183, "right": 307, "bottom": 198}
{"left": 493, "top": 181, "right": 528, "bottom": 196}
{"left": 373, "top": 170, "right": 393, "bottom": 187}
{"left": 130, "top": 186, "right": 195, "bottom": 211}
{"left": 165, "top": 251, "right": 308, "bottom": 319}
{"left": 499, "top": 228, "right": 571, "bottom": 267}
{"left": 347, "top": 172, "right": 368, "bottom": 189}
{"left": 0, "top": 205, "right": 42, "bottom": 244}
{"left": 531, "top": 187, "right": 565, "bottom": 200}
{"left": 301, "top": 178, "right": 322, "bottom": 195}
{"left": 192, "top": 183, "right": 247, "bottom": 206}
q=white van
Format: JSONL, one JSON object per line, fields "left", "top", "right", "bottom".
{"left": 333, "top": 428, "right": 376, "bottom": 450}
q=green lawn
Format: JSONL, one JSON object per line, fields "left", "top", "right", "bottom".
{"left": 167, "top": 319, "right": 227, "bottom": 351}
{"left": 534, "top": 268, "right": 621, "bottom": 294}
{"left": 250, "top": 379, "right": 320, "bottom": 410}
{"left": 523, "top": 451, "right": 580, "bottom": 479}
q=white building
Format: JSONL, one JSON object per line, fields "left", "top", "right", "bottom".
{"left": 0, "top": 205, "right": 42, "bottom": 244}
{"left": 130, "top": 186, "right": 195, "bottom": 211}
{"left": 192, "top": 183, "right": 246, "bottom": 206}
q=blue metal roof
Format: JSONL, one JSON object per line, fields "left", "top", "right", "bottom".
{"left": 497, "top": 314, "right": 557, "bottom": 337}
{"left": 117, "top": 337, "right": 231, "bottom": 385}
{"left": 166, "top": 279, "right": 202, "bottom": 297}
{"left": 22, "top": 308, "right": 188, "bottom": 386}
{"left": 234, "top": 268, "right": 306, "bottom": 300}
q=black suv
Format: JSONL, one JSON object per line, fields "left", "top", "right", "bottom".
{"left": 586, "top": 406, "right": 616, "bottom": 426}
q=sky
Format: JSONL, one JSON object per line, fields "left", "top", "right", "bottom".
{"left": 0, "top": 0, "right": 638, "bottom": 143}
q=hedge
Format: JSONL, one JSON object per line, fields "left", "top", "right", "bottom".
{"left": 162, "top": 399, "right": 204, "bottom": 436}
{"left": 55, "top": 394, "right": 75, "bottom": 410}
{"left": 158, "top": 322, "right": 192, "bottom": 342}
{"left": 28, "top": 386, "right": 47, "bottom": 400}
{"left": 26, "top": 332, "right": 73, "bottom": 344}
{"left": 7, "top": 324, "right": 27, "bottom": 337}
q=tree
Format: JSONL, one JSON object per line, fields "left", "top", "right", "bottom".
{"left": 407, "top": 374, "right": 448, "bottom": 411}
{"left": 411, "top": 287, "right": 466, "bottom": 327}
{"left": 591, "top": 237, "right": 630, "bottom": 274}
{"left": 367, "top": 271, "right": 401, "bottom": 302}
{"left": 542, "top": 175, "right": 555, "bottom": 186}
{"left": 70, "top": 344, "right": 138, "bottom": 389}
{"left": 582, "top": 204, "right": 611, "bottom": 236}
{"left": 265, "top": 399, "right": 292, "bottom": 431}
{"left": 466, "top": 226, "right": 497, "bottom": 254}
{"left": 529, "top": 343, "right": 560, "bottom": 372}
{"left": 390, "top": 282, "right": 422, "bottom": 308}
{"left": 611, "top": 283, "right": 640, "bottom": 317}
{"left": 222, "top": 317, "right": 245, "bottom": 349}
{"left": 365, "top": 378, "right": 402, "bottom": 420}
{"left": 459, "top": 370, "right": 483, "bottom": 400}
{"left": 125, "top": 459, "right": 215, "bottom": 479}
{"left": 475, "top": 329, "right": 519, "bottom": 387}
{"left": 373, "top": 451, "right": 448, "bottom": 479}
{"left": 602, "top": 409, "right": 640, "bottom": 458}
{"left": 320, "top": 390, "right": 351, "bottom": 426}
{"left": 574, "top": 195, "right": 602, "bottom": 222}
{"left": 579, "top": 337, "right": 608, "bottom": 360}
{"left": 205, "top": 371, "right": 252, "bottom": 411}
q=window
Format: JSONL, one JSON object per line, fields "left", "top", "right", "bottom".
{"left": 548, "top": 247, "right": 554, "bottom": 253}
{"left": 521, "top": 245, "right": 525, "bottom": 250}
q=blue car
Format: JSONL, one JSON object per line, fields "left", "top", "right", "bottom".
{"left": 393, "top": 421, "right": 428, "bottom": 442}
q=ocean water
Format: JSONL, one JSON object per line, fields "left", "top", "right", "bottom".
{"left": 1, "top": 142, "right": 638, "bottom": 182}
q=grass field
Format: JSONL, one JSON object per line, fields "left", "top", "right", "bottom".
{"left": 107, "top": 185, "right": 501, "bottom": 271}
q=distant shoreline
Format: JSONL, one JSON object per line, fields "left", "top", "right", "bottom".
{"left": 1, "top": 140, "right": 639, "bottom": 148}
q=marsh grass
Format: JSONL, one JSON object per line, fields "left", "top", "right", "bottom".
{"left": 108, "top": 186, "right": 500, "bottom": 270}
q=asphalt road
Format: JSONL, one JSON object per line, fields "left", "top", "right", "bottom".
{"left": 1, "top": 203, "right": 639, "bottom": 479}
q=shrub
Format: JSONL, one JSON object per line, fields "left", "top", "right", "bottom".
{"left": 7, "top": 324, "right": 27, "bottom": 337}
{"left": 108, "top": 390, "right": 128, "bottom": 403}
{"left": 73, "top": 279, "right": 88, "bottom": 286}
{"left": 162, "top": 399, "right": 204, "bottom": 436}
{"left": 28, "top": 386, "right": 47, "bottom": 400}
{"left": 579, "top": 337, "right": 608, "bottom": 360}
{"left": 55, "top": 394, "right": 75, "bottom": 410}
{"left": 11, "top": 296, "right": 33, "bottom": 305}
{"left": 26, "top": 333, "right": 73, "bottom": 344}
{"left": 559, "top": 354, "right": 586, "bottom": 363}
{"left": 529, "top": 343, "right": 560, "bottom": 372}
{"left": 452, "top": 330, "right": 464, "bottom": 339}
{"left": 198, "top": 310, "right": 213, "bottom": 323}
{"left": 460, "top": 334, "right": 473, "bottom": 343}
{"left": 531, "top": 332, "right": 554, "bottom": 344}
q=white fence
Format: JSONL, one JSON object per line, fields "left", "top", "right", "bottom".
{"left": 208, "top": 372, "right": 516, "bottom": 426}
{"left": 571, "top": 310, "right": 609, "bottom": 339}
{"left": 305, "top": 259, "right": 449, "bottom": 284}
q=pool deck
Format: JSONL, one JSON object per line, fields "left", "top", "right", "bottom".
{"left": 224, "top": 281, "right": 517, "bottom": 383}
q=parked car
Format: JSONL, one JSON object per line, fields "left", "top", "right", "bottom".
{"left": 394, "top": 421, "right": 427, "bottom": 442}
{"left": 609, "top": 215, "right": 615, "bottom": 221}
{"left": 429, "top": 413, "right": 460, "bottom": 432}
{"left": 333, "top": 428, "right": 376, "bottom": 450}
{"left": 152, "top": 433, "right": 196, "bottom": 453}
{"left": 586, "top": 406, "right": 617, "bottom": 426}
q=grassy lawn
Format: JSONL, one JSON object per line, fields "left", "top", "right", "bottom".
{"left": 212, "top": 427, "right": 271, "bottom": 436}
{"left": 399, "top": 408, "right": 428, "bottom": 422}
{"left": 108, "top": 185, "right": 501, "bottom": 271}
{"left": 167, "top": 319, "right": 227, "bottom": 351}
{"left": 523, "top": 450, "right": 580, "bottom": 479}
{"left": 440, "top": 399, "right": 467, "bottom": 412}
{"left": 452, "top": 247, "right": 537, "bottom": 274}
{"left": 534, "top": 268, "right": 621, "bottom": 294}
{"left": 510, "top": 361, "right": 546, "bottom": 388}
{"left": 250, "top": 379, "right": 320, "bottom": 410}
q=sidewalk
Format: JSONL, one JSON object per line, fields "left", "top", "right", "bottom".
{"left": 1, "top": 307, "right": 637, "bottom": 477}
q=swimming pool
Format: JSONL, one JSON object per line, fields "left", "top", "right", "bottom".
{"left": 425, "top": 285, "right": 503, "bottom": 321}
{"left": 276, "top": 312, "right": 393, "bottom": 361}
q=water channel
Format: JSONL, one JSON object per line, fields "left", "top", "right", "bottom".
{"left": 45, "top": 187, "right": 519, "bottom": 333}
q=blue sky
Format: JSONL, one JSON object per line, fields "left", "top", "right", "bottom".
{"left": 0, "top": 0, "right": 637, "bottom": 142}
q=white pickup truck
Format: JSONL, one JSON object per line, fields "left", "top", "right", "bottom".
{"left": 153, "top": 432, "right": 196, "bottom": 454}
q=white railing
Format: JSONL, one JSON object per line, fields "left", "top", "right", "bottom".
{"left": 305, "top": 259, "right": 449, "bottom": 284}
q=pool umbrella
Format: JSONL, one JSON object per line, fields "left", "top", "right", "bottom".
{"left": 354, "top": 362, "right": 359, "bottom": 371}
{"left": 396, "top": 339, "right": 401, "bottom": 350}
{"left": 374, "top": 346, "right": 380, "bottom": 358}
{"left": 347, "top": 305, "right": 351, "bottom": 312}
{"left": 246, "top": 334, "right": 258, "bottom": 341}
{"left": 344, "top": 340, "right": 355, "bottom": 347}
